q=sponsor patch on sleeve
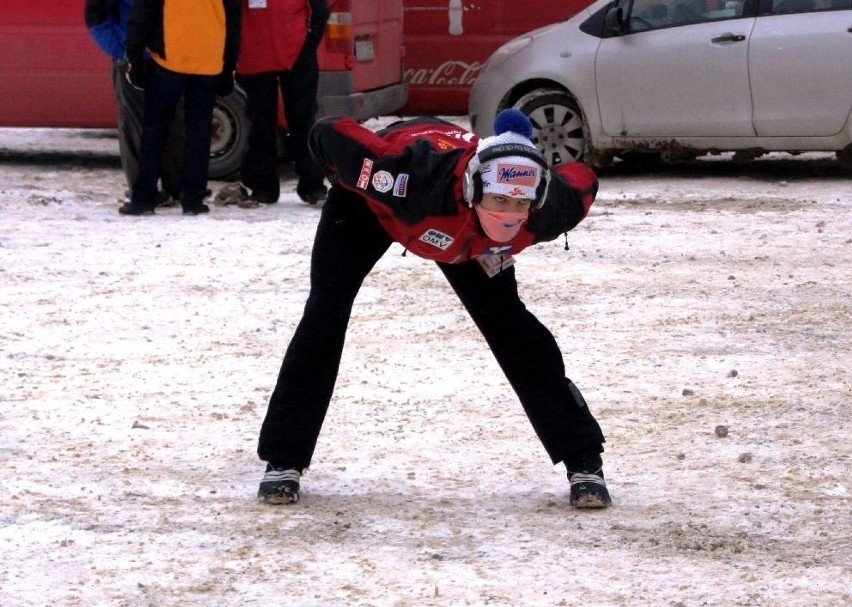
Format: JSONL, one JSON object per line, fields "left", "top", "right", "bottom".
{"left": 371, "top": 170, "right": 394, "bottom": 193}
{"left": 393, "top": 173, "right": 409, "bottom": 197}
{"left": 419, "top": 228, "right": 454, "bottom": 250}
{"left": 356, "top": 158, "right": 374, "bottom": 190}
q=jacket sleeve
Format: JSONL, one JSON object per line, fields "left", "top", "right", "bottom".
{"left": 307, "top": 0, "right": 331, "bottom": 47}
{"left": 222, "top": 0, "right": 242, "bottom": 73}
{"left": 125, "top": 0, "right": 157, "bottom": 63}
{"left": 84, "top": 0, "right": 125, "bottom": 60}
{"left": 526, "top": 162, "right": 599, "bottom": 241}
{"left": 309, "top": 116, "right": 462, "bottom": 223}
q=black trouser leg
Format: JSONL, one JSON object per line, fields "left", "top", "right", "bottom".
{"left": 114, "top": 62, "right": 185, "bottom": 200}
{"left": 113, "top": 63, "right": 143, "bottom": 194}
{"left": 180, "top": 74, "right": 217, "bottom": 208}
{"left": 437, "top": 260, "right": 605, "bottom": 465}
{"left": 131, "top": 63, "right": 185, "bottom": 209}
{"left": 257, "top": 189, "right": 393, "bottom": 468}
{"left": 281, "top": 45, "right": 326, "bottom": 192}
{"left": 237, "top": 72, "right": 281, "bottom": 199}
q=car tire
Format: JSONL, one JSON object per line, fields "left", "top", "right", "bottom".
{"left": 513, "top": 89, "right": 586, "bottom": 166}
{"left": 208, "top": 85, "right": 249, "bottom": 181}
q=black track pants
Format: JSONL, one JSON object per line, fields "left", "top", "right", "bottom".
{"left": 257, "top": 189, "right": 605, "bottom": 469}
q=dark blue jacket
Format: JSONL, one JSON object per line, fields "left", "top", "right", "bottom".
{"left": 84, "top": 0, "right": 132, "bottom": 60}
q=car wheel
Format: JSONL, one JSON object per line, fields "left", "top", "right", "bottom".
{"left": 208, "top": 86, "right": 249, "bottom": 181}
{"left": 513, "top": 89, "right": 586, "bottom": 165}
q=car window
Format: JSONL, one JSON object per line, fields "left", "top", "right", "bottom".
{"left": 627, "top": 0, "right": 748, "bottom": 31}
{"left": 770, "top": 0, "right": 850, "bottom": 12}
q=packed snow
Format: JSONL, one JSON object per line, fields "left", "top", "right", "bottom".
{"left": 0, "top": 123, "right": 850, "bottom": 606}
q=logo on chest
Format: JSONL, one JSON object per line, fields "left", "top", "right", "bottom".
{"left": 419, "top": 228, "right": 454, "bottom": 250}
{"left": 356, "top": 158, "right": 374, "bottom": 190}
{"left": 481, "top": 245, "right": 514, "bottom": 256}
{"left": 371, "top": 170, "right": 394, "bottom": 193}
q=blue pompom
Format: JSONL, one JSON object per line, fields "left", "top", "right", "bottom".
{"left": 493, "top": 108, "right": 532, "bottom": 139}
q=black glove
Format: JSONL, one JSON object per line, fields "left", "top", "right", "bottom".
{"left": 216, "top": 71, "right": 235, "bottom": 97}
{"left": 124, "top": 57, "right": 147, "bottom": 91}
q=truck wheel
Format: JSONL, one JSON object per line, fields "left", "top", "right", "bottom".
{"left": 208, "top": 86, "right": 249, "bottom": 181}
{"left": 514, "top": 89, "right": 586, "bottom": 165}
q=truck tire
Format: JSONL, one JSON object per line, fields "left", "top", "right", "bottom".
{"left": 513, "top": 88, "right": 586, "bottom": 166}
{"left": 208, "top": 86, "right": 249, "bottom": 181}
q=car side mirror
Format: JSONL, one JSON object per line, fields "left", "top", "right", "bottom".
{"left": 604, "top": 7, "right": 627, "bottom": 34}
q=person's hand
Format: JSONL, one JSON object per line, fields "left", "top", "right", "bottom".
{"left": 216, "top": 72, "right": 235, "bottom": 97}
{"left": 123, "top": 57, "right": 146, "bottom": 91}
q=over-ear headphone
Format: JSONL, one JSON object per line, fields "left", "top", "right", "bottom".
{"left": 463, "top": 142, "right": 551, "bottom": 209}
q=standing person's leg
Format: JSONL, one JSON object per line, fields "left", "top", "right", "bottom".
{"left": 127, "top": 63, "right": 186, "bottom": 214}
{"left": 114, "top": 61, "right": 182, "bottom": 202}
{"left": 113, "top": 62, "right": 144, "bottom": 195}
{"left": 257, "top": 189, "right": 393, "bottom": 474}
{"left": 281, "top": 46, "right": 327, "bottom": 204}
{"left": 236, "top": 72, "right": 282, "bottom": 202}
{"left": 437, "top": 260, "right": 606, "bottom": 465}
{"left": 160, "top": 94, "right": 186, "bottom": 202}
{"left": 179, "top": 74, "right": 219, "bottom": 213}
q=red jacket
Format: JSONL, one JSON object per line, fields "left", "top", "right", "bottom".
{"left": 309, "top": 116, "right": 598, "bottom": 264}
{"left": 237, "top": 0, "right": 329, "bottom": 75}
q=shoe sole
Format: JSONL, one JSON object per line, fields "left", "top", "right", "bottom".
{"left": 118, "top": 209, "right": 155, "bottom": 216}
{"left": 571, "top": 494, "right": 611, "bottom": 508}
{"left": 258, "top": 490, "right": 299, "bottom": 505}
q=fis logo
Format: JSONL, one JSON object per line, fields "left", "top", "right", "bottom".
{"left": 419, "top": 228, "right": 454, "bottom": 250}
{"left": 372, "top": 170, "right": 394, "bottom": 193}
{"left": 356, "top": 158, "right": 374, "bottom": 190}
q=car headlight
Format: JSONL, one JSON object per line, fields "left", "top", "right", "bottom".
{"left": 483, "top": 36, "right": 532, "bottom": 71}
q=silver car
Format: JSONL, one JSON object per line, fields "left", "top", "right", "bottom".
{"left": 468, "top": 0, "right": 852, "bottom": 167}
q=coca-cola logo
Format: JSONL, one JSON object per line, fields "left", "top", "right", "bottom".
{"left": 404, "top": 60, "right": 483, "bottom": 87}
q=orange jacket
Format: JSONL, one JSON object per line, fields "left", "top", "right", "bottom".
{"left": 126, "top": 0, "right": 241, "bottom": 76}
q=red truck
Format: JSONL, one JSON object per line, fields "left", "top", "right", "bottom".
{"left": 400, "top": 1, "right": 590, "bottom": 115}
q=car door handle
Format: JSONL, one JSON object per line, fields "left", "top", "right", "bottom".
{"left": 711, "top": 33, "right": 746, "bottom": 43}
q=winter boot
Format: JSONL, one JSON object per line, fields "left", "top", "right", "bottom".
{"left": 566, "top": 455, "right": 612, "bottom": 509}
{"left": 257, "top": 466, "right": 301, "bottom": 504}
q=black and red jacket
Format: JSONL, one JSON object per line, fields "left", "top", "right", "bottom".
{"left": 308, "top": 115, "right": 598, "bottom": 264}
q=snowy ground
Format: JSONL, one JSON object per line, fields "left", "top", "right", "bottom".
{"left": 0, "top": 124, "right": 850, "bottom": 607}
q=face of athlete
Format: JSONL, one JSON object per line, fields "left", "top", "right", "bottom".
{"left": 474, "top": 193, "right": 532, "bottom": 242}
{"left": 479, "top": 193, "right": 532, "bottom": 213}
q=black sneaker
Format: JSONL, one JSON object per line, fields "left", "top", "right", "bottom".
{"left": 182, "top": 203, "right": 210, "bottom": 215}
{"left": 297, "top": 185, "right": 328, "bottom": 206}
{"left": 257, "top": 466, "right": 301, "bottom": 504}
{"left": 118, "top": 202, "right": 155, "bottom": 216}
{"left": 566, "top": 455, "right": 612, "bottom": 508}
